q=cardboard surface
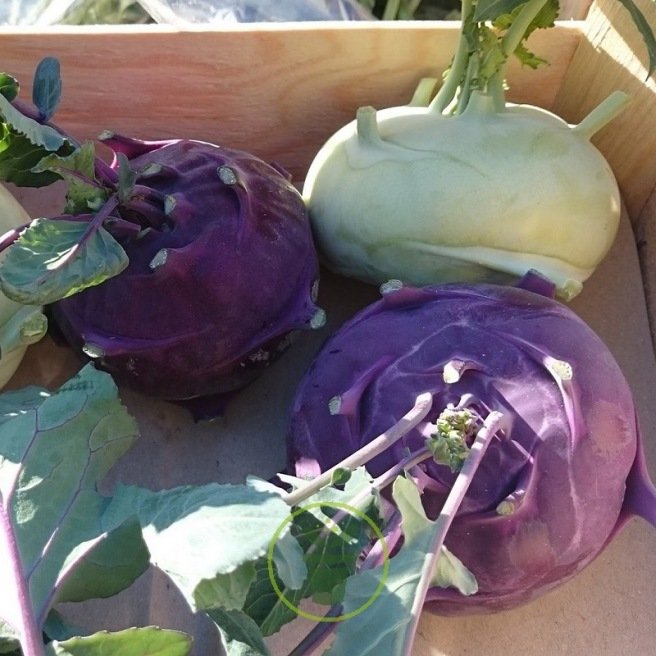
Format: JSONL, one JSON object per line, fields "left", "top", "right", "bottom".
{"left": 7, "top": 205, "right": 656, "bottom": 655}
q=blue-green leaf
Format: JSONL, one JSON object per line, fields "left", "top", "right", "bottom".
{"left": 0, "top": 216, "right": 128, "bottom": 305}
{"left": 45, "top": 627, "right": 192, "bottom": 656}
{"left": 0, "top": 365, "right": 139, "bottom": 642}
{"left": 206, "top": 608, "right": 270, "bottom": 656}
{"left": 101, "top": 483, "right": 294, "bottom": 613}
{"left": 615, "top": 0, "right": 656, "bottom": 77}
{"left": 474, "top": 0, "right": 529, "bottom": 22}
{"left": 32, "top": 57, "right": 62, "bottom": 122}
{"left": 0, "top": 92, "right": 66, "bottom": 153}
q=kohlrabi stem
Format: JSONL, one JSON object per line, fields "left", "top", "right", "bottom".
{"left": 382, "top": 0, "right": 401, "bottom": 20}
{"left": 431, "top": 0, "right": 474, "bottom": 113}
{"left": 571, "top": 91, "right": 632, "bottom": 139}
{"left": 0, "top": 504, "right": 46, "bottom": 656}
{"left": 401, "top": 410, "right": 506, "bottom": 656}
{"left": 486, "top": 0, "right": 550, "bottom": 109}
{"left": 283, "top": 392, "right": 433, "bottom": 507}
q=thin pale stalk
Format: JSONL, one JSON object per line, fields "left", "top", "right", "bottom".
{"left": 486, "top": 0, "right": 550, "bottom": 107}
{"left": 382, "top": 0, "right": 401, "bottom": 20}
{"left": 401, "top": 410, "right": 506, "bottom": 656}
{"left": 283, "top": 393, "right": 433, "bottom": 507}
{"left": 431, "top": 0, "right": 474, "bottom": 113}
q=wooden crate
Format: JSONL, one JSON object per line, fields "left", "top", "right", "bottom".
{"left": 1, "top": 1, "right": 655, "bottom": 654}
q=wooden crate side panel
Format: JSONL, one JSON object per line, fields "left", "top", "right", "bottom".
{"left": 0, "top": 23, "right": 580, "bottom": 181}
{"left": 554, "top": 0, "right": 656, "bottom": 221}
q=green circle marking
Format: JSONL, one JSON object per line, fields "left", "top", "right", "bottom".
{"left": 266, "top": 500, "right": 390, "bottom": 623}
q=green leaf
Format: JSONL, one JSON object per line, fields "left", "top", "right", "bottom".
{"left": 432, "top": 547, "right": 478, "bottom": 596}
{"left": 116, "top": 153, "right": 137, "bottom": 204}
{"left": 392, "top": 476, "right": 477, "bottom": 593}
{"left": 474, "top": 0, "right": 530, "bottom": 22}
{"left": 206, "top": 608, "right": 270, "bottom": 656}
{"left": 0, "top": 216, "right": 129, "bottom": 305}
{"left": 242, "top": 468, "right": 381, "bottom": 636}
{"left": 44, "top": 627, "right": 192, "bottom": 656}
{"left": 0, "top": 74, "right": 18, "bottom": 103}
{"left": 616, "top": 0, "right": 656, "bottom": 77}
{"left": 32, "top": 57, "right": 62, "bottom": 122}
{"left": 33, "top": 142, "right": 108, "bottom": 214}
{"left": 0, "top": 127, "right": 70, "bottom": 187}
{"left": 0, "top": 86, "right": 76, "bottom": 188}
{"left": 325, "top": 477, "right": 474, "bottom": 655}
{"left": 101, "top": 483, "right": 294, "bottom": 612}
{"left": 0, "top": 92, "right": 67, "bottom": 153}
{"left": 0, "top": 365, "right": 139, "bottom": 640}
{"left": 271, "top": 530, "right": 307, "bottom": 591}
{"left": 54, "top": 517, "right": 150, "bottom": 603}
{"left": 324, "top": 541, "right": 426, "bottom": 656}
{"left": 43, "top": 609, "right": 85, "bottom": 643}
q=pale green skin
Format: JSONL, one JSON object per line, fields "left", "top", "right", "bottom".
{"left": 303, "top": 93, "right": 622, "bottom": 300}
{"left": 0, "top": 184, "right": 47, "bottom": 387}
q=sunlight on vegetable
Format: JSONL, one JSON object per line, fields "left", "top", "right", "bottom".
{"left": 0, "top": 61, "right": 322, "bottom": 414}
{"left": 304, "top": 0, "right": 655, "bottom": 299}
{"left": 288, "top": 272, "right": 656, "bottom": 615}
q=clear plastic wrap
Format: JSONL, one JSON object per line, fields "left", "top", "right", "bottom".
{"left": 136, "top": 0, "right": 375, "bottom": 23}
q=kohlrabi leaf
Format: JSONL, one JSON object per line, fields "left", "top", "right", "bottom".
{"left": 44, "top": 627, "right": 192, "bottom": 656}
{"left": 0, "top": 93, "right": 75, "bottom": 190}
{"left": 324, "top": 476, "right": 478, "bottom": 656}
{"left": 54, "top": 517, "right": 149, "bottom": 603}
{"left": 0, "top": 74, "right": 18, "bottom": 103}
{"left": 616, "top": 0, "right": 656, "bottom": 77}
{"left": 42, "top": 609, "right": 85, "bottom": 643}
{"left": 32, "top": 142, "right": 108, "bottom": 214}
{"left": 242, "top": 468, "right": 380, "bottom": 636}
{"left": 0, "top": 216, "right": 128, "bottom": 305}
{"left": 0, "top": 129, "right": 71, "bottom": 187}
{"left": 393, "top": 476, "right": 477, "bottom": 594}
{"left": 0, "top": 93, "right": 66, "bottom": 152}
{"left": 323, "top": 541, "right": 425, "bottom": 656}
{"left": 0, "top": 365, "right": 139, "bottom": 649}
{"left": 101, "top": 483, "right": 294, "bottom": 613}
{"left": 32, "top": 57, "right": 62, "bottom": 123}
{"left": 271, "top": 530, "right": 307, "bottom": 591}
{"left": 206, "top": 608, "right": 270, "bottom": 656}
{"left": 116, "top": 153, "right": 137, "bottom": 204}
{"left": 474, "top": 0, "right": 529, "bottom": 22}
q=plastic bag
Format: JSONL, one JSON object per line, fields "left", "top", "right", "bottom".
{"left": 0, "top": 0, "right": 77, "bottom": 24}
{"left": 136, "top": 0, "right": 375, "bottom": 24}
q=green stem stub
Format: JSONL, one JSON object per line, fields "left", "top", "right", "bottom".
{"left": 426, "top": 406, "right": 478, "bottom": 472}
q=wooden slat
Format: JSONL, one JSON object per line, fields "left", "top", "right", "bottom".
{"left": 0, "top": 21, "right": 581, "bottom": 183}
{"left": 553, "top": 0, "right": 656, "bottom": 222}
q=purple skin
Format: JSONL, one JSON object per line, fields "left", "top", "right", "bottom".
{"left": 51, "top": 137, "right": 320, "bottom": 402}
{"left": 288, "top": 277, "right": 656, "bottom": 614}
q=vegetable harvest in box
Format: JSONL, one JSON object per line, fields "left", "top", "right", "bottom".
{"left": 0, "top": 58, "right": 324, "bottom": 414}
{"left": 0, "top": 0, "right": 655, "bottom": 655}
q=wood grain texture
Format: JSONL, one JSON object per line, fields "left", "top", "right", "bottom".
{"left": 0, "top": 21, "right": 580, "bottom": 182}
{"left": 553, "top": 0, "right": 656, "bottom": 221}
